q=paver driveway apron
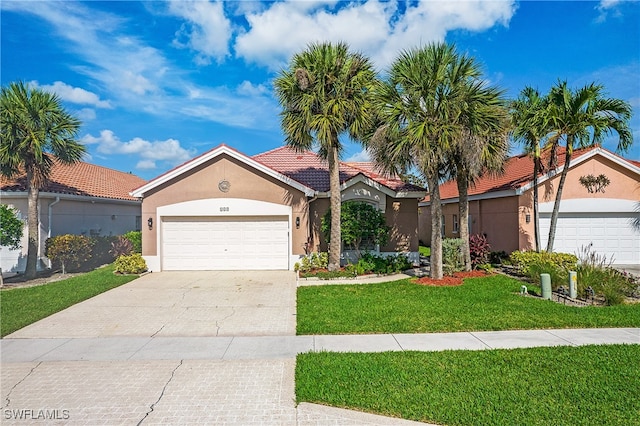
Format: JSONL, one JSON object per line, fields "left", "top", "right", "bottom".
{"left": 7, "top": 271, "right": 297, "bottom": 339}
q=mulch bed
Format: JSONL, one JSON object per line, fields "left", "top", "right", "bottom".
{"left": 414, "top": 270, "right": 489, "bottom": 286}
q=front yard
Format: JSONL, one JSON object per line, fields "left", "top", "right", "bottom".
{"left": 0, "top": 264, "right": 138, "bottom": 337}
{"left": 297, "top": 274, "right": 640, "bottom": 335}
{"left": 296, "top": 274, "right": 640, "bottom": 425}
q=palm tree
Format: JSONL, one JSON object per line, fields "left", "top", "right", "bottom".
{"left": 0, "top": 81, "right": 85, "bottom": 279}
{"left": 367, "top": 42, "right": 477, "bottom": 279}
{"left": 448, "top": 81, "right": 510, "bottom": 271}
{"left": 273, "top": 42, "right": 376, "bottom": 271}
{"left": 544, "top": 80, "right": 632, "bottom": 252}
{"left": 510, "top": 87, "right": 549, "bottom": 252}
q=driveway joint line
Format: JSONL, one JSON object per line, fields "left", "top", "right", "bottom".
{"left": 221, "top": 336, "right": 234, "bottom": 359}
{"left": 136, "top": 359, "right": 183, "bottom": 425}
{"left": 3, "top": 361, "right": 42, "bottom": 409}
{"left": 31, "top": 338, "right": 72, "bottom": 362}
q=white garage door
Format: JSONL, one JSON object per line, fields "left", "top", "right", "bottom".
{"left": 162, "top": 216, "right": 289, "bottom": 270}
{"left": 540, "top": 213, "right": 640, "bottom": 265}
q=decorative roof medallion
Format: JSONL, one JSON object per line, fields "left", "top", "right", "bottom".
{"left": 218, "top": 179, "right": 231, "bottom": 193}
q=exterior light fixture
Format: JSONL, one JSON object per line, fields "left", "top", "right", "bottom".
{"left": 147, "top": 217, "right": 153, "bottom": 230}
{"left": 525, "top": 214, "right": 531, "bottom": 224}
{"left": 295, "top": 217, "right": 300, "bottom": 229}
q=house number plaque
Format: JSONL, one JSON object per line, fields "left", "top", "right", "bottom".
{"left": 218, "top": 179, "right": 230, "bottom": 192}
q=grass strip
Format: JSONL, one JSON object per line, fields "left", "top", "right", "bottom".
{"left": 0, "top": 265, "right": 138, "bottom": 337}
{"left": 297, "top": 275, "right": 640, "bottom": 334}
{"left": 296, "top": 345, "right": 640, "bottom": 426}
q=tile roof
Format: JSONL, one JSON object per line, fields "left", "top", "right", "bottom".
{"left": 431, "top": 146, "right": 635, "bottom": 201}
{"left": 252, "top": 146, "right": 424, "bottom": 193}
{"left": 1, "top": 157, "right": 146, "bottom": 201}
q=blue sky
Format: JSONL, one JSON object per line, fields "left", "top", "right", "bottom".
{"left": 2, "top": 0, "right": 639, "bottom": 180}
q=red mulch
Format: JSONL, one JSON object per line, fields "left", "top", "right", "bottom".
{"left": 415, "top": 270, "right": 489, "bottom": 286}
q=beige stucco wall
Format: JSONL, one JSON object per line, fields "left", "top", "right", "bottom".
{"left": 141, "top": 154, "right": 309, "bottom": 257}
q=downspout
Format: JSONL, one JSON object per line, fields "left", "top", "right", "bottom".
{"left": 46, "top": 197, "right": 61, "bottom": 268}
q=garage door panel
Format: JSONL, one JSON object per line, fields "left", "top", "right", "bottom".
{"left": 162, "top": 216, "right": 289, "bottom": 270}
{"left": 540, "top": 213, "right": 639, "bottom": 264}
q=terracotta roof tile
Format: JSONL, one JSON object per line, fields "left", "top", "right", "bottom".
{"left": 1, "top": 157, "right": 146, "bottom": 201}
{"left": 253, "top": 146, "right": 424, "bottom": 193}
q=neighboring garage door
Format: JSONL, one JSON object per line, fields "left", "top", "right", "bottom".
{"left": 540, "top": 213, "right": 640, "bottom": 264}
{"left": 162, "top": 216, "right": 289, "bottom": 270}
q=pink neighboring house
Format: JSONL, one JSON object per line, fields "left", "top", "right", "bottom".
{"left": 419, "top": 146, "right": 640, "bottom": 265}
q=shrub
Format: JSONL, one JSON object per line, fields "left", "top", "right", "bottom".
{"left": 0, "top": 204, "right": 23, "bottom": 249}
{"left": 110, "top": 236, "right": 134, "bottom": 258}
{"left": 442, "top": 238, "right": 464, "bottom": 275}
{"left": 89, "top": 236, "right": 119, "bottom": 268}
{"left": 295, "top": 252, "right": 329, "bottom": 273}
{"left": 510, "top": 251, "right": 577, "bottom": 288}
{"left": 123, "top": 231, "right": 142, "bottom": 253}
{"left": 114, "top": 253, "right": 147, "bottom": 274}
{"left": 469, "top": 234, "right": 491, "bottom": 269}
{"left": 576, "top": 244, "right": 636, "bottom": 305}
{"left": 45, "top": 234, "right": 94, "bottom": 274}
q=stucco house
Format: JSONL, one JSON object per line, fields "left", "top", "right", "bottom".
{"left": 0, "top": 158, "right": 146, "bottom": 273}
{"left": 419, "top": 146, "right": 640, "bottom": 266}
{"left": 130, "top": 144, "right": 426, "bottom": 271}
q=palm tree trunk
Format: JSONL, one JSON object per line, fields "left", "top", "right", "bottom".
{"left": 532, "top": 155, "right": 540, "bottom": 252}
{"left": 457, "top": 172, "right": 471, "bottom": 271}
{"left": 546, "top": 145, "right": 572, "bottom": 252}
{"left": 25, "top": 169, "right": 39, "bottom": 279}
{"left": 327, "top": 143, "right": 342, "bottom": 271}
{"left": 428, "top": 175, "right": 443, "bottom": 279}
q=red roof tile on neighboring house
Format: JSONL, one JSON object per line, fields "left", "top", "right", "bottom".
{"left": 253, "top": 146, "right": 423, "bottom": 193}
{"left": 427, "top": 146, "right": 627, "bottom": 202}
{"left": 0, "top": 157, "right": 146, "bottom": 201}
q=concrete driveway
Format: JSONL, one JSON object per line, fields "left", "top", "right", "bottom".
{"left": 7, "top": 270, "right": 297, "bottom": 339}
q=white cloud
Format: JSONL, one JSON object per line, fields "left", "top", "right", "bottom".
{"left": 345, "top": 149, "right": 371, "bottom": 162}
{"left": 234, "top": 0, "right": 516, "bottom": 70}
{"left": 595, "top": 0, "right": 624, "bottom": 22}
{"left": 167, "top": 0, "right": 232, "bottom": 65}
{"left": 75, "top": 108, "right": 97, "bottom": 121}
{"left": 31, "top": 81, "right": 113, "bottom": 108}
{"left": 81, "top": 130, "right": 195, "bottom": 170}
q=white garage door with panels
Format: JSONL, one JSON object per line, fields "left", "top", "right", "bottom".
{"left": 157, "top": 199, "right": 291, "bottom": 271}
{"left": 540, "top": 199, "right": 640, "bottom": 265}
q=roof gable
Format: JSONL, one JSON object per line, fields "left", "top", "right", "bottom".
{"left": 0, "top": 157, "right": 146, "bottom": 201}
{"left": 131, "top": 144, "right": 316, "bottom": 197}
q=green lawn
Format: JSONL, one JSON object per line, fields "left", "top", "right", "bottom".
{"left": 0, "top": 264, "right": 139, "bottom": 337}
{"left": 297, "top": 345, "right": 640, "bottom": 426}
{"left": 297, "top": 274, "right": 640, "bottom": 335}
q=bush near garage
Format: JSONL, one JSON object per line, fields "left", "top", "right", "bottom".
{"left": 123, "top": 231, "right": 142, "bottom": 253}
{"left": 45, "top": 234, "right": 94, "bottom": 274}
{"left": 509, "top": 250, "right": 578, "bottom": 288}
{"left": 114, "top": 253, "right": 147, "bottom": 274}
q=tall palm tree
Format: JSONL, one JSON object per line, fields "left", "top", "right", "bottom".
{"left": 448, "top": 80, "right": 510, "bottom": 271}
{"left": 510, "top": 87, "right": 549, "bottom": 252}
{"left": 0, "top": 81, "right": 85, "bottom": 279}
{"left": 368, "top": 42, "right": 476, "bottom": 279}
{"left": 544, "top": 80, "right": 632, "bottom": 252}
{"left": 274, "top": 42, "right": 376, "bottom": 271}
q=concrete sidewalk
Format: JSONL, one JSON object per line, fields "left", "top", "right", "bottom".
{"left": 2, "top": 328, "right": 639, "bottom": 363}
